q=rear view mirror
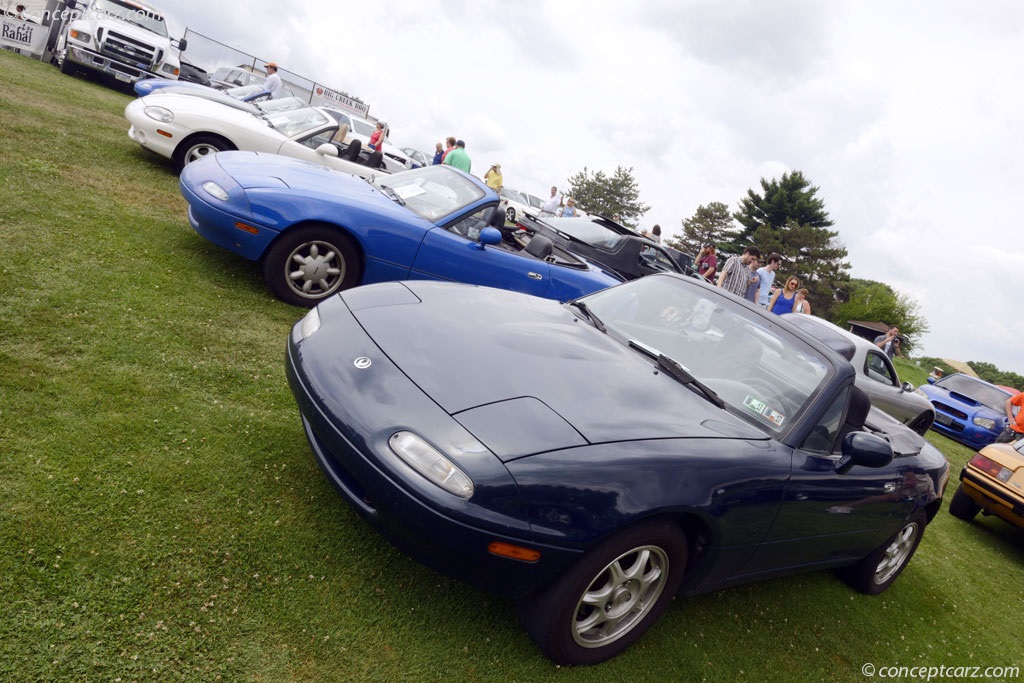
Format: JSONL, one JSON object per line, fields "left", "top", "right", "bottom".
{"left": 835, "top": 432, "right": 894, "bottom": 474}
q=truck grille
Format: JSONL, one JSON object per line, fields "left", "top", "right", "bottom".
{"left": 100, "top": 30, "right": 158, "bottom": 71}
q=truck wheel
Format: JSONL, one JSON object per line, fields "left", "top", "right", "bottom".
{"left": 173, "top": 136, "right": 234, "bottom": 172}
{"left": 59, "top": 58, "right": 77, "bottom": 76}
{"left": 262, "top": 225, "right": 361, "bottom": 307}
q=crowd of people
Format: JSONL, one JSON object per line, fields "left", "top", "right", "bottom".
{"left": 702, "top": 244, "right": 813, "bottom": 316}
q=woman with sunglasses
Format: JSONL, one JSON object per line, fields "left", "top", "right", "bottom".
{"left": 768, "top": 276, "right": 800, "bottom": 315}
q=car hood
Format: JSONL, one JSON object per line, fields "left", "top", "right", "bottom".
{"left": 214, "top": 150, "right": 380, "bottom": 198}
{"left": 921, "top": 384, "right": 1000, "bottom": 416}
{"left": 340, "top": 281, "right": 766, "bottom": 458}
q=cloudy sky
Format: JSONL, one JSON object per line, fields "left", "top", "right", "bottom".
{"left": 156, "top": 0, "right": 1022, "bottom": 375}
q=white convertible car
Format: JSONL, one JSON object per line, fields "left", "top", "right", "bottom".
{"left": 125, "top": 91, "right": 380, "bottom": 176}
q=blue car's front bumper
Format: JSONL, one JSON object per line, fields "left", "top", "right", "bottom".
{"left": 180, "top": 156, "right": 277, "bottom": 261}
{"left": 929, "top": 411, "right": 1001, "bottom": 449}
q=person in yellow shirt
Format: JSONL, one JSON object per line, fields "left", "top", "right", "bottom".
{"left": 484, "top": 163, "right": 503, "bottom": 192}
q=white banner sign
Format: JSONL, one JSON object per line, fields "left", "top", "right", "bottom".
{"left": 1, "top": 17, "right": 47, "bottom": 54}
{"left": 313, "top": 85, "right": 369, "bottom": 117}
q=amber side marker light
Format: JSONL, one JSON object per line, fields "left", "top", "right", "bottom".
{"left": 156, "top": 129, "right": 173, "bottom": 138}
{"left": 488, "top": 542, "right": 541, "bottom": 563}
{"left": 234, "top": 222, "right": 259, "bottom": 235}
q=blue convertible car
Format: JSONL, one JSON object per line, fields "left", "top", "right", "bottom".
{"left": 180, "top": 153, "right": 620, "bottom": 305}
{"left": 286, "top": 273, "right": 949, "bottom": 665}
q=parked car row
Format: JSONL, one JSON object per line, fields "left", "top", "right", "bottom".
{"left": 118, "top": 73, "right": 952, "bottom": 667}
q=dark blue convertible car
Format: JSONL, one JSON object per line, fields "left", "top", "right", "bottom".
{"left": 180, "top": 153, "right": 620, "bottom": 305}
{"left": 285, "top": 273, "right": 949, "bottom": 665}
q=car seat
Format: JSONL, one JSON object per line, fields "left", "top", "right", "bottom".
{"left": 525, "top": 234, "right": 554, "bottom": 260}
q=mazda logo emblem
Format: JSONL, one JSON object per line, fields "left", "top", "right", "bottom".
{"left": 353, "top": 357, "right": 372, "bottom": 369}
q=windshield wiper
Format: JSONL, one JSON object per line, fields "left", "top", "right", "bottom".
{"left": 569, "top": 300, "right": 605, "bottom": 332}
{"left": 655, "top": 353, "right": 725, "bottom": 409}
{"left": 379, "top": 184, "right": 405, "bottom": 206}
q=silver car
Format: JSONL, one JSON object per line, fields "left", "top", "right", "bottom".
{"left": 782, "top": 314, "right": 935, "bottom": 434}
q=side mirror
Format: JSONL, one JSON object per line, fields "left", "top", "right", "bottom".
{"left": 926, "top": 377, "right": 936, "bottom": 385}
{"left": 315, "top": 143, "right": 339, "bottom": 158}
{"left": 835, "top": 432, "right": 893, "bottom": 473}
{"left": 174, "top": 37, "right": 188, "bottom": 51}
{"left": 472, "top": 227, "right": 502, "bottom": 250}
{"left": 901, "top": 381, "right": 915, "bottom": 392}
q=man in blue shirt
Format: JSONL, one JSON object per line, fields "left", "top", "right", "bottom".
{"left": 756, "top": 253, "right": 782, "bottom": 306}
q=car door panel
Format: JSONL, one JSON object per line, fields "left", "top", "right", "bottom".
{"left": 738, "top": 448, "right": 903, "bottom": 575}
{"left": 411, "top": 227, "right": 552, "bottom": 298}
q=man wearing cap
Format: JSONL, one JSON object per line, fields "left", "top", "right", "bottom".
{"left": 484, "top": 163, "right": 503, "bottom": 192}
{"left": 442, "top": 140, "right": 471, "bottom": 173}
{"left": 264, "top": 62, "right": 284, "bottom": 99}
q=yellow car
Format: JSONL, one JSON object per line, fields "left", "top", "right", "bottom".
{"left": 949, "top": 438, "right": 1024, "bottom": 529}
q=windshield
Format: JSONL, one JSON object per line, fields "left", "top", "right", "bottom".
{"left": 373, "top": 165, "right": 486, "bottom": 223}
{"left": 544, "top": 217, "right": 627, "bottom": 248}
{"left": 578, "top": 275, "right": 831, "bottom": 432}
{"left": 226, "top": 83, "right": 267, "bottom": 99}
{"left": 92, "top": 0, "right": 169, "bottom": 37}
{"left": 937, "top": 375, "right": 1011, "bottom": 411}
{"left": 502, "top": 188, "right": 528, "bottom": 204}
{"left": 351, "top": 118, "right": 377, "bottom": 136}
{"left": 257, "top": 97, "right": 306, "bottom": 113}
{"left": 266, "top": 108, "right": 331, "bottom": 138}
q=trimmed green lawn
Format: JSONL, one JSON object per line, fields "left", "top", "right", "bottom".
{"left": 2, "top": 50, "right": 1022, "bottom": 682}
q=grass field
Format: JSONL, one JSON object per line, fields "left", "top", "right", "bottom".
{"left": 2, "top": 50, "right": 1023, "bottom": 682}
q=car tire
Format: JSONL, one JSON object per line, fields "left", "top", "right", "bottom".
{"left": 948, "top": 485, "right": 981, "bottom": 521}
{"left": 59, "top": 57, "right": 77, "bottom": 76}
{"left": 907, "top": 412, "right": 933, "bottom": 435}
{"left": 837, "top": 511, "right": 926, "bottom": 596}
{"left": 173, "top": 135, "right": 235, "bottom": 172}
{"left": 262, "top": 224, "right": 361, "bottom": 307}
{"left": 515, "top": 519, "right": 686, "bottom": 666}
{"left": 505, "top": 207, "right": 516, "bottom": 223}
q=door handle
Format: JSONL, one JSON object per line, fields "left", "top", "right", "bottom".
{"left": 527, "top": 272, "right": 543, "bottom": 280}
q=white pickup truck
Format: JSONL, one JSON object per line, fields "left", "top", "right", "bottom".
{"left": 54, "top": 0, "right": 187, "bottom": 85}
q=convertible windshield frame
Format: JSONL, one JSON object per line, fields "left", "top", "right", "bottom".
{"left": 578, "top": 274, "right": 834, "bottom": 434}
{"left": 372, "top": 166, "right": 487, "bottom": 223}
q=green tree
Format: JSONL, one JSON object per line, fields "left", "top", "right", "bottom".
{"left": 832, "top": 279, "right": 929, "bottom": 352}
{"left": 731, "top": 170, "right": 834, "bottom": 245}
{"left": 728, "top": 171, "right": 849, "bottom": 319}
{"left": 565, "top": 166, "right": 650, "bottom": 224}
{"left": 668, "top": 202, "right": 735, "bottom": 255}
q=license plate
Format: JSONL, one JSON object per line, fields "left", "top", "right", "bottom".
{"left": 115, "top": 72, "right": 132, "bottom": 83}
{"left": 935, "top": 414, "right": 954, "bottom": 427}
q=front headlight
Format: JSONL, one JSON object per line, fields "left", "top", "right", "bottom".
{"left": 68, "top": 28, "right": 92, "bottom": 43}
{"left": 298, "top": 307, "right": 320, "bottom": 340}
{"left": 389, "top": 431, "right": 474, "bottom": 498}
{"left": 201, "top": 181, "right": 229, "bottom": 201}
{"left": 144, "top": 106, "right": 174, "bottom": 123}
{"left": 161, "top": 63, "right": 179, "bottom": 76}
{"left": 973, "top": 416, "right": 997, "bottom": 430}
